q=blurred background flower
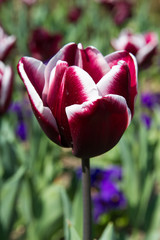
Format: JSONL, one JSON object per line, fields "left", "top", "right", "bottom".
{"left": 0, "top": 61, "right": 13, "bottom": 115}
{"left": 95, "top": 0, "right": 133, "bottom": 25}
{"left": 9, "top": 97, "right": 32, "bottom": 141}
{"left": 111, "top": 29, "right": 158, "bottom": 68}
{"left": 141, "top": 92, "right": 160, "bottom": 129}
{"left": 77, "top": 166, "right": 126, "bottom": 222}
{"left": 22, "top": 0, "right": 37, "bottom": 5}
{"left": 28, "top": 28, "right": 63, "bottom": 62}
{"left": 0, "top": 25, "right": 16, "bottom": 61}
{"left": 67, "top": 6, "right": 82, "bottom": 23}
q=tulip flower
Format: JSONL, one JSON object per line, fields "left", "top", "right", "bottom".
{"left": 95, "top": 0, "right": 133, "bottom": 25}
{"left": 0, "top": 61, "right": 13, "bottom": 115}
{"left": 111, "top": 29, "right": 158, "bottom": 68}
{"left": 0, "top": 0, "right": 6, "bottom": 4}
{"left": 17, "top": 42, "right": 138, "bottom": 159}
{"left": 22, "top": 0, "right": 37, "bottom": 5}
{"left": 29, "top": 28, "right": 63, "bottom": 62}
{"left": 0, "top": 26, "right": 16, "bottom": 61}
{"left": 67, "top": 6, "right": 82, "bottom": 23}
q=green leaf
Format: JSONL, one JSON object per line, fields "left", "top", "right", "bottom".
{"left": 99, "top": 223, "right": 116, "bottom": 240}
{"left": 60, "top": 188, "right": 72, "bottom": 240}
{"left": 69, "top": 223, "right": 81, "bottom": 240}
{"left": 0, "top": 167, "right": 25, "bottom": 230}
{"left": 72, "top": 183, "right": 83, "bottom": 238}
{"left": 35, "top": 185, "right": 64, "bottom": 240}
{"left": 119, "top": 138, "right": 139, "bottom": 206}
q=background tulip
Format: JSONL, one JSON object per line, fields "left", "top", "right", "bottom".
{"left": 95, "top": 0, "right": 133, "bottom": 26}
{"left": 67, "top": 6, "right": 82, "bottom": 23}
{"left": 18, "top": 43, "right": 137, "bottom": 159}
{"left": 0, "top": 61, "right": 13, "bottom": 115}
{"left": 0, "top": 26, "right": 16, "bottom": 61}
{"left": 28, "top": 28, "right": 63, "bottom": 62}
{"left": 22, "top": 0, "right": 37, "bottom": 5}
{"left": 111, "top": 29, "right": 158, "bottom": 68}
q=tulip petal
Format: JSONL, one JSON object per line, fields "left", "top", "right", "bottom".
{"left": 47, "top": 60, "right": 69, "bottom": 112}
{"left": 105, "top": 50, "right": 138, "bottom": 116}
{"left": 44, "top": 42, "right": 77, "bottom": 88}
{"left": 18, "top": 57, "right": 45, "bottom": 97}
{"left": 18, "top": 59, "right": 61, "bottom": 145}
{"left": 48, "top": 65, "right": 99, "bottom": 147}
{"left": 77, "top": 45, "right": 110, "bottom": 84}
{"left": 136, "top": 43, "right": 157, "bottom": 67}
{"left": 0, "top": 62, "right": 13, "bottom": 114}
{"left": 66, "top": 94, "right": 131, "bottom": 158}
{"left": 97, "top": 61, "right": 131, "bottom": 109}
{"left": 0, "top": 35, "right": 16, "bottom": 60}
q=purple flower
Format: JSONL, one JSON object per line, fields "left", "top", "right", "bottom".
{"left": 141, "top": 92, "right": 160, "bottom": 109}
{"left": 93, "top": 181, "right": 127, "bottom": 222}
{"left": 9, "top": 99, "right": 32, "bottom": 141}
{"left": 76, "top": 166, "right": 126, "bottom": 222}
{"left": 141, "top": 114, "right": 152, "bottom": 129}
{"left": 91, "top": 166, "right": 122, "bottom": 188}
{"left": 16, "top": 121, "right": 27, "bottom": 141}
{"left": 77, "top": 166, "right": 122, "bottom": 186}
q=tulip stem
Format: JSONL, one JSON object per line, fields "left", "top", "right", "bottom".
{"left": 82, "top": 158, "right": 92, "bottom": 240}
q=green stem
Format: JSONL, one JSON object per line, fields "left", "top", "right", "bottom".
{"left": 81, "top": 158, "right": 92, "bottom": 240}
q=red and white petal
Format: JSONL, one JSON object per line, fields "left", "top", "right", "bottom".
{"left": 105, "top": 50, "right": 138, "bottom": 116}
{"left": 47, "top": 60, "right": 68, "bottom": 113}
{"left": 144, "top": 32, "right": 158, "bottom": 45}
{"left": 18, "top": 59, "right": 61, "bottom": 146}
{"left": 66, "top": 94, "right": 131, "bottom": 158}
{"left": 44, "top": 42, "right": 77, "bottom": 87}
{"left": 77, "top": 45, "right": 110, "bottom": 84}
{"left": 18, "top": 57, "right": 45, "bottom": 97}
{"left": 97, "top": 61, "right": 131, "bottom": 109}
{"left": 63, "top": 66, "right": 99, "bottom": 105}
{"left": 136, "top": 43, "right": 157, "bottom": 66}
{"left": 0, "top": 63, "right": 13, "bottom": 113}
{"left": 48, "top": 65, "right": 99, "bottom": 147}
{"left": 0, "top": 35, "right": 16, "bottom": 60}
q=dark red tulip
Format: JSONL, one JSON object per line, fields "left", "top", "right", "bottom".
{"left": 29, "top": 28, "right": 63, "bottom": 62}
{"left": 18, "top": 43, "right": 138, "bottom": 158}
{"left": 68, "top": 7, "right": 82, "bottom": 23}
{"left": 0, "top": 0, "right": 6, "bottom": 4}
{"left": 113, "top": 1, "right": 132, "bottom": 25}
{"left": 22, "top": 0, "right": 37, "bottom": 5}
{"left": 0, "top": 61, "right": 13, "bottom": 115}
{"left": 96, "top": 0, "right": 133, "bottom": 25}
{"left": 0, "top": 26, "right": 16, "bottom": 61}
{"left": 111, "top": 29, "right": 158, "bottom": 68}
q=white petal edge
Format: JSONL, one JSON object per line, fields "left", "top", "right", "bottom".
{"left": 0, "top": 63, "right": 12, "bottom": 107}
{"left": 66, "top": 65, "right": 100, "bottom": 101}
{"left": 136, "top": 43, "right": 157, "bottom": 65}
{"left": 66, "top": 94, "right": 131, "bottom": 127}
{"left": 18, "top": 60, "right": 59, "bottom": 132}
{"left": 44, "top": 42, "right": 76, "bottom": 87}
{"left": 97, "top": 60, "right": 126, "bottom": 96}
